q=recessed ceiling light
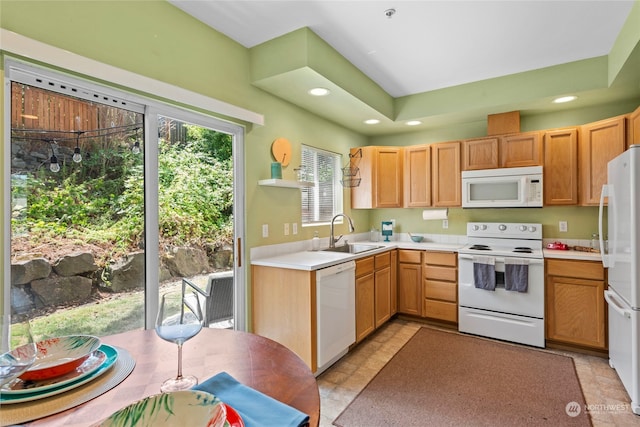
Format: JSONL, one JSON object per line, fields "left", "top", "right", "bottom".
{"left": 406, "top": 120, "right": 422, "bottom": 126}
{"left": 364, "top": 119, "right": 380, "bottom": 125}
{"left": 308, "top": 87, "right": 330, "bottom": 96}
{"left": 553, "top": 95, "right": 577, "bottom": 104}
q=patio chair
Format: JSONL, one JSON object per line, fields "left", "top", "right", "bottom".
{"left": 182, "top": 271, "right": 234, "bottom": 327}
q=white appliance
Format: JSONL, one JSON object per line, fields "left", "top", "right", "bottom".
{"left": 458, "top": 222, "right": 545, "bottom": 347}
{"left": 461, "top": 165, "right": 543, "bottom": 208}
{"left": 316, "top": 260, "right": 356, "bottom": 375}
{"left": 599, "top": 145, "right": 640, "bottom": 415}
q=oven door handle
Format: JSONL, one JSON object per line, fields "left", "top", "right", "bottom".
{"left": 458, "top": 254, "right": 544, "bottom": 264}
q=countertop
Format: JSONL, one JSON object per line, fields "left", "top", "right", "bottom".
{"left": 543, "top": 248, "right": 602, "bottom": 262}
{"left": 251, "top": 241, "right": 604, "bottom": 271}
{"left": 251, "top": 241, "right": 463, "bottom": 271}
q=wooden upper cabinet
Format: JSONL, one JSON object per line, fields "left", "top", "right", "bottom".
{"left": 628, "top": 105, "right": 640, "bottom": 147}
{"left": 403, "top": 145, "right": 431, "bottom": 207}
{"left": 351, "top": 146, "right": 403, "bottom": 209}
{"left": 431, "top": 142, "right": 461, "bottom": 207}
{"left": 462, "top": 137, "right": 499, "bottom": 170}
{"left": 544, "top": 128, "right": 578, "bottom": 205}
{"left": 580, "top": 116, "right": 626, "bottom": 205}
{"left": 500, "top": 131, "right": 543, "bottom": 167}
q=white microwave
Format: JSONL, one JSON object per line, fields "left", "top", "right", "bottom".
{"left": 461, "top": 166, "right": 543, "bottom": 208}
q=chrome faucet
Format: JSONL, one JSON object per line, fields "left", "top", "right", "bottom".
{"left": 329, "top": 213, "right": 355, "bottom": 248}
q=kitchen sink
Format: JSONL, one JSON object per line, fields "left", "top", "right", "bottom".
{"left": 323, "top": 243, "right": 384, "bottom": 254}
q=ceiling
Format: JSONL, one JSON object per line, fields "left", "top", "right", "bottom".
{"left": 169, "top": 1, "right": 639, "bottom": 135}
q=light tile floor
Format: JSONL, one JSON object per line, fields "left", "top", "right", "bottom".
{"left": 317, "top": 319, "right": 640, "bottom": 427}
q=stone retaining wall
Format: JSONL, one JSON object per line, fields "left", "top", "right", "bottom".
{"left": 10, "top": 244, "right": 233, "bottom": 315}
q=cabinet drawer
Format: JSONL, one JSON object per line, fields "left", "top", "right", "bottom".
{"left": 424, "top": 299, "right": 457, "bottom": 323}
{"left": 356, "top": 256, "right": 375, "bottom": 277}
{"left": 424, "top": 280, "right": 457, "bottom": 302}
{"left": 399, "top": 250, "right": 422, "bottom": 264}
{"left": 375, "top": 252, "right": 391, "bottom": 270}
{"left": 424, "top": 251, "right": 457, "bottom": 267}
{"left": 424, "top": 280, "right": 458, "bottom": 302}
{"left": 424, "top": 265, "right": 457, "bottom": 282}
{"left": 546, "top": 259, "right": 604, "bottom": 280}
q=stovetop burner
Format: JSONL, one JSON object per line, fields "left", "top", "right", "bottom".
{"left": 469, "top": 244, "right": 491, "bottom": 250}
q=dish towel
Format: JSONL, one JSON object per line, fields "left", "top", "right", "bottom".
{"left": 473, "top": 256, "right": 496, "bottom": 291}
{"left": 193, "top": 371, "right": 310, "bottom": 427}
{"left": 505, "top": 258, "right": 529, "bottom": 292}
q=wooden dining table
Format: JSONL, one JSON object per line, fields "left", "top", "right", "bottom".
{"left": 20, "top": 328, "right": 320, "bottom": 427}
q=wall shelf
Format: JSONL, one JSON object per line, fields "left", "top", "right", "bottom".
{"left": 258, "top": 179, "right": 315, "bottom": 189}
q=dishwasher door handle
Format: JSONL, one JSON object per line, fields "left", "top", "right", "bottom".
{"left": 316, "top": 260, "right": 356, "bottom": 279}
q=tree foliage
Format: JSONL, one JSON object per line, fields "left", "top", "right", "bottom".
{"left": 12, "top": 126, "right": 234, "bottom": 265}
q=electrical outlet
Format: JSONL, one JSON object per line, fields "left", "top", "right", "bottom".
{"left": 284, "top": 223, "right": 289, "bottom": 236}
{"left": 559, "top": 221, "right": 568, "bottom": 232}
{"left": 262, "top": 224, "right": 269, "bottom": 238}
{"left": 390, "top": 219, "right": 396, "bottom": 228}
{"left": 442, "top": 219, "right": 449, "bottom": 229}
{"left": 292, "top": 223, "right": 298, "bottom": 235}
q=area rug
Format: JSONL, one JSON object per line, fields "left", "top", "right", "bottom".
{"left": 333, "top": 328, "right": 591, "bottom": 426}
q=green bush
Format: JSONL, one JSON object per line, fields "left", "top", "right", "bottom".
{"left": 12, "top": 128, "right": 234, "bottom": 266}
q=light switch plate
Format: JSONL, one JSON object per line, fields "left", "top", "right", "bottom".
{"left": 262, "top": 224, "right": 269, "bottom": 237}
{"left": 442, "top": 219, "right": 449, "bottom": 229}
{"left": 284, "top": 223, "right": 289, "bottom": 236}
{"left": 559, "top": 221, "right": 568, "bottom": 232}
{"left": 292, "top": 223, "right": 298, "bottom": 234}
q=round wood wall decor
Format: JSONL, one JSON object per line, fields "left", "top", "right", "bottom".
{"left": 271, "top": 138, "right": 292, "bottom": 166}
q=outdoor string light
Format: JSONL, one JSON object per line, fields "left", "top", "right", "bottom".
{"left": 47, "top": 140, "right": 60, "bottom": 173}
{"left": 72, "top": 131, "right": 84, "bottom": 163}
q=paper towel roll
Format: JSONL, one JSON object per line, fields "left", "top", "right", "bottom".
{"left": 422, "top": 209, "right": 448, "bottom": 220}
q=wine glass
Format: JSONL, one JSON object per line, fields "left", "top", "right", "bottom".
{"left": 0, "top": 314, "right": 37, "bottom": 388}
{"left": 155, "top": 290, "right": 203, "bottom": 392}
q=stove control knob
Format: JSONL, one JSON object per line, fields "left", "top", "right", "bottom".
{"left": 519, "top": 225, "right": 527, "bottom": 231}
{"left": 472, "top": 225, "right": 479, "bottom": 231}
{"left": 528, "top": 226, "right": 537, "bottom": 232}
{"left": 480, "top": 224, "right": 487, "bottom": 230}
{"left": 498, "top": 224, "right": 507, "bottom": 231}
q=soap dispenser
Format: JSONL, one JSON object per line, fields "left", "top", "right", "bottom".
{"left": 312, "top": 231, "right": 320, "bottom": 251}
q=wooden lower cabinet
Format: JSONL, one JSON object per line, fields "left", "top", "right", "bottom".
{"left": 423, "top": 251, "right": 458, "bottom": 324}
{"left": 390, "top": 250, "right": 398, "bottom": 315}
{"left": 398, "top": 250, "right": 423, "bottom": 316}
{"left": 374, "top": 252, "right": 391, "bottom": 327}
{"left": 545, "top": 259, "right": 607, "bottom": 350}
{"left": 252, "top": 265, "right": 317, "bottom": 372}
{"left": 355, "top": 251, "right": 392, "bottom": 343}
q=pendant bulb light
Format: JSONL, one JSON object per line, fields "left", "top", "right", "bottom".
{"left": 49, "top": 154, "right": 60, "bottom": 172}
{"left": 73, "top": 146, "right": 82, "bottom": 163}
{"left": 48, "top": 140, "right": 60, "bottom": 172}
{"left": 72, "top": 131, "right": 83, "bottom": 163}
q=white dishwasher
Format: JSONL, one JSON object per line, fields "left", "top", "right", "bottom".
{"left": 316, "top": 260, "right": 356, "bottom": 375}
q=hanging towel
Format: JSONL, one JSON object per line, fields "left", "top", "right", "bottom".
{"left": 473, "top": 256, "right": 496, "bottom": 291}
{"left": 505, "top": 258, "right": 529, "bottom": 292}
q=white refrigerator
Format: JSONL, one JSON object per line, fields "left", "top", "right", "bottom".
{"left": 600, "top": 144, "right": 640, "bottom": 415}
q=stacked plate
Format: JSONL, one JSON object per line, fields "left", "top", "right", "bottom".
{"left": 0, "top": 335, "right": 119, "bottom": 404}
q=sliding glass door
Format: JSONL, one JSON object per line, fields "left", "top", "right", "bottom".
{"left": 4, "top": 60, "right": 244, "bottom": 339}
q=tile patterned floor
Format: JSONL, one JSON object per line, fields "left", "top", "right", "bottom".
{"left": 317, "top": 319, "right": 640, "bottom": 427}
